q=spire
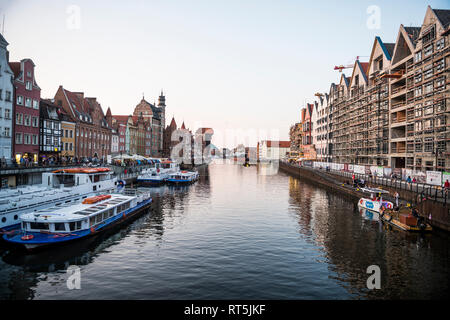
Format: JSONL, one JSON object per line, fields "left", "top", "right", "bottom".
{"left": 169, "top": 116, "right": 177, "bottom": 128}
{"left": 181, "top": 121, "right": 186, "bottom": 130}
{"left": 158, "top": 89, "right": 166, "bottom": 107}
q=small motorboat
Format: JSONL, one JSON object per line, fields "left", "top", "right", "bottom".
{"left": 380, "top": 206, "right": 432, "bottom": 232}
{"left": 357, "top": 187, "right": 394, "bottom": 214}
{"left": 166, "top": 171, "right": 199, "bottom": 184}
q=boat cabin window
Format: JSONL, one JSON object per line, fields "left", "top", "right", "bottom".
{"left": 95, "top": 213, "right": 102, "bottom": 224}
{"left": 117, "top": 201, "right": 131, "bottom": 213}
{"left": 54, "top": 174, "right": 75, "bottom": 187}
{"left": 54, "top": 223, "right": 66, "bottom": 231}
{"left": 90, "top": 216, "right": 95, "bottom": 227}
{"left": 30, "top": 222, "right": 49, "bottom": 230}
{"left": 69, "top": 221, "right": 82, "bottom": 231}
{"left": 93, "top": 175, "right": 100, "bottom": 183}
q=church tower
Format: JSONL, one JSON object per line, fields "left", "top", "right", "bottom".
{"left": 158, "top": 90, "right": 166, "bottom": 152}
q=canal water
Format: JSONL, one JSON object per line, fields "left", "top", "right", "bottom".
{"left": 0, "top": 162, "right": 449, "bottom": 300}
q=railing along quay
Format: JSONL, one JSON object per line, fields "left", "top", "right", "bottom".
{"left": 281, "top": 161, "right": 449, "bottom": 205}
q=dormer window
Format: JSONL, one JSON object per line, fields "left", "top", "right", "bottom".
{"left": 422, "top": 25, "right": 435, "bottom": 45}
{"left": 375, "top": 56, "right": 383, "bottom": 71}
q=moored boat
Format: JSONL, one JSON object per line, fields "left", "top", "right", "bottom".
{"left": 357, "top": 187, "right": 394, "bottom": 214}
{"left": 0, "top": 167, "right": 122, "bottom": 231}
{"left": 380, "top": 207, "right": 432, "bottom": 232}
{"left": 137, "top": 159, "right": 179, "bottom": 186}
{"left": 3, "top": 191, "right": 152, "bottom": 250}
{"left": 166, "top": 170, "right": 199, "bottom": 184}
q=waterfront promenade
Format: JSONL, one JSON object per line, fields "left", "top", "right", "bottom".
{"left": 279, "top": 161, "right": 450, "bottom": 232}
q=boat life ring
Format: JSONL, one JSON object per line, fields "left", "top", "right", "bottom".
{"left": 21, "top": 234, "right": 34, "bottom": 241}
{"left": 118, "top": 180, "right": 125, "bottom": 187}
{"left": 90, "top": 227, "right": 96, "bottom": 233}
{"left": 359, "top": 199, "right": 363, "bottom": 205}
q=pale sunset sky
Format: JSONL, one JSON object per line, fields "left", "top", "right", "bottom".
{"left": 1, "top": 0, "right": 448, "bottom": 148}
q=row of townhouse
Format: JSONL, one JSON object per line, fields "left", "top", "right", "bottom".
{"left": 111, "top": 94, "right": 166, "bottom": 158}
{"left": 293, "top": 6, "right": 450, "bottom": 173}
{"left": 0, "top": 32, "right": 168, "bottom": 165}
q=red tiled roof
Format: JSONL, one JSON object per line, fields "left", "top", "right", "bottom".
{"left": 112, "top": 115, "right": 131, "bottom": 123}
{"left": 360, "top": 62, "right": 369, "bottom": 74}
{"left": 9, "top": 62, "right": 21, "bottom": 78}
{"left": 266, "top": 141, "right": 290, "bottom": 148}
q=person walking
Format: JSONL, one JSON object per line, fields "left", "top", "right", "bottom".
{"left": 394, "top": 191, "right": 399, "bottom": 208}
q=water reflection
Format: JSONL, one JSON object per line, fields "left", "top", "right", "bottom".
{"left": 287, "top": 175, "right": 450, "bottom": 299}
{"left": 0, "top": 163, "right": 448, "bottom": 300}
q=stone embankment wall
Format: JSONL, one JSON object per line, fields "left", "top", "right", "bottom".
{"left": 279, "top": 162, "right": 450, "bottom": 232}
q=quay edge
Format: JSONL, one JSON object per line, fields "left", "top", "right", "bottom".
{"left": 279, "top": 161, "right": 450, "bottom": 233}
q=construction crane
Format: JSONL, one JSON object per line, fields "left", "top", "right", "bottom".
{"left": 334, "top": 56, "right": 367, "bottom": 72}
{"left": 334, "top": 64, "right": 353, "bottom": 72}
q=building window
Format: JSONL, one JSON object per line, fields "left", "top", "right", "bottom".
{"left": 26, "top": 81, "right": 32, "bottom": 90}
{"left": 33, "top": 100, "right": 39, "bottom": 109}
{"left": 4, "top": 127, "right": 10, "bottom": 137}
{"left": 16, "top": 113, "right": 23, "bottom": 125}
{"left": 24, "top": 114, "right": 31, "bottom": 126}
{"left": 17, "top": 95, "right": 24, "bottom": 105}
{"left": 32, "top": 135, "right": 38, "bottom": 145}
{"left": 32, "top": 117, "right": 39, "bottom": 127}
{"left": 4, "top": 109, "right": 10, "bottom": 119}
{"left": 25, "top": 98, "right": 32, "bottom": 108}
{"left": 15, "top": 133, "right": 22, "bottom": 144}
{"left": 414, "top": 51, "right": 422, "bottom": 63}
{"left": 436, "top": 38, "right": 445, "bottom": 50}
{"left": 24, "top": 134, "right": 31, "bottom": 145}
{"left": 424, "top": 44, "right": 433, "bottom": 57}
{"left": 5, "top": 91, "right": 11, "bottom": 101}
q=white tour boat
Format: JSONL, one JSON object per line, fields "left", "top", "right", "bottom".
{"left": 0, "top": 168, "right": 123, "bottom": 231}
{"left": 357, "top": 187, "right": 394, "bottom": 214}
{"left": 3, "top": 191, "right": 152, "bottom": 250}
{"left": 137, "top": 159, "right": 179, "bottom": 185}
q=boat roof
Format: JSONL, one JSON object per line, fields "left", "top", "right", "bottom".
{"left": 20, "top": 193, "right": 134, "bottom": 222}
{"left": 360, "top": 187, "right": 389, "bottom": 194}
{"left": 52, "top": 167, "right": 111, "bottom": 174}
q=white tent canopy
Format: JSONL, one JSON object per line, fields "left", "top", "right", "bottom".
{"left": 112, "top": 154, "right": 133, "bottom": 161}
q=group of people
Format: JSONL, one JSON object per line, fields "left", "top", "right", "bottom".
{"left": 0, "top": 156, "right": 108, "bottom": 168}
{"left": 351, "top": 174, "right": 366, "bottom": 188}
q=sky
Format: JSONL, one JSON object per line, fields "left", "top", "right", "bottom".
{"left": 1, "top": 0, "right": 448, "bottom": 148}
